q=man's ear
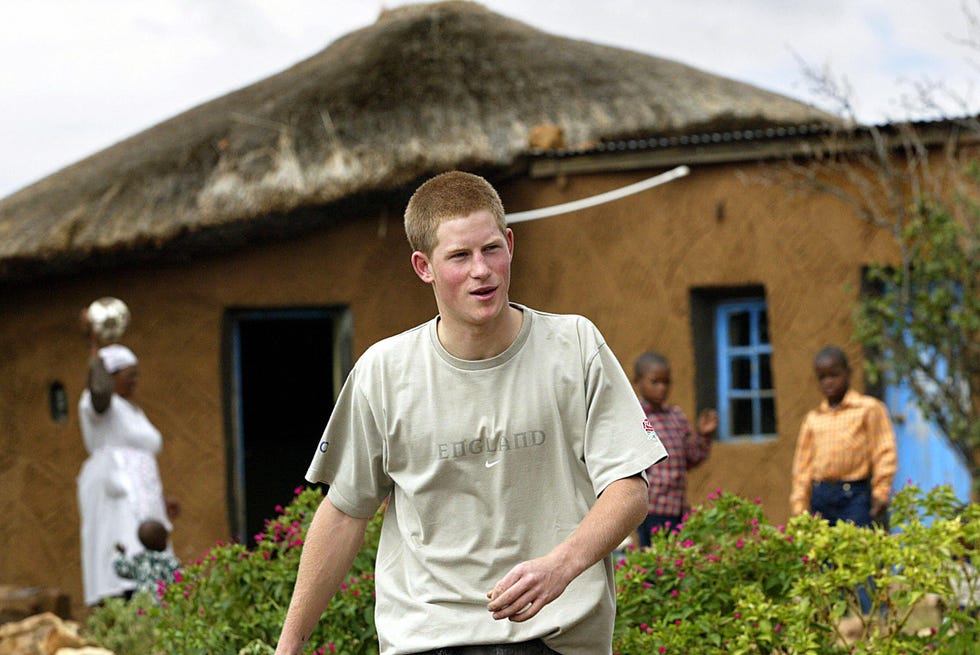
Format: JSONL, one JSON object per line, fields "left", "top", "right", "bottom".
{"left": 412, "top": 251, "right": 434, "bottom": 283}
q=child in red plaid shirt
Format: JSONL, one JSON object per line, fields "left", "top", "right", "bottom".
{"left": 633, "top": 352, "right": 717, "bottom": 547}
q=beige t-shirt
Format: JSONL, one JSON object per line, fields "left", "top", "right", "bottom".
{"left": 307, "top": 305, "right": 667, "bottom": 655}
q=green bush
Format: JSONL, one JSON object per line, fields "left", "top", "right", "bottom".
{"left": 85, "top": 486, "right": 382, "bottom": 655}
{"left": 614, "top": 484, "right": 979, "bottom": 654}
{"left": 86, "top": 484, "right": 977, "bottom": 655}
{"left": 83, "top": 591, "right": 161, "bottom": 655}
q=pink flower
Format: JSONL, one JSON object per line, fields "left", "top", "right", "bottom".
{"left": 295, "top": 486, "right": 305, "bottom": 495}
{"left": 263, "top": 552, "right": 271, "bottom": 560}
{"left": 254, "top": 533, "right": 265, "bottom": 543}
{"left": 136, "top": 608, "right": 145, "bottom": 616}
{"left": 659, "top": 647, "right": 667, "bottom": 654}
{"left": 275, "top": 505, "right": 284, "bottom": 513}
{"left": 735, "top": 539, "right": 744, "bottom": 549}
{"left": 173, "top": 570, "right": 183, "bottom": 583}
{"left": 670, "top": 589, "right": 679, "bottom": 597}
{"left": 640, "top": 623, "right": 648, "bottom": 630}
{"left": 642, "top": 582, "right": 651, "bottom": 589}
{"left": 328, "top": 644, "right": 336, "bottom": 652}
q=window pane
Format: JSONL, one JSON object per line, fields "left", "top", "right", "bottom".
{"left": 759, "top": 308, "right": 770, "bottom": 343}
{"left": 730, "top": 357, "right": 752, "bottom": 389}
{"left": 727, "top": 311, "right": 751, "bottom": 346}
{"left": 759, "top": 353, "right": 773, "bottom": 389}
{"left": 731, "top": 398, "right": 754, "bottom": 435}
{"left": 761, "top": 397, "right": 776, "bottom": 434}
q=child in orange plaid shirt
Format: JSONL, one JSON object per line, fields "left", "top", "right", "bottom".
{"left": 790, "top": 345, "right": 897, "bottom": 526}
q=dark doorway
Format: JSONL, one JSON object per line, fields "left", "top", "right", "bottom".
{"left": 224, "top": 307, "right": 352, "bottom": 543}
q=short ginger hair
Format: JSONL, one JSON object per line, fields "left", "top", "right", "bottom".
{"left": 404, "top": 171, "right": 507, "bottom": 255}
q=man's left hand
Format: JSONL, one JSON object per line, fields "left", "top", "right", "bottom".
{"left": 486, "top": 554, "right": 573, "bottom": 622}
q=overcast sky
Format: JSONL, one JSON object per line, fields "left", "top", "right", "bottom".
{"left": 2, "top": 0, "right": 979, "bottom": 198}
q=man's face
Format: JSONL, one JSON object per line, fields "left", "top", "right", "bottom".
{"left": 412, "top": 209, "right": 513, "bottom": 329}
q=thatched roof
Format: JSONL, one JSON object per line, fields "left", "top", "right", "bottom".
{"left": 0, "top": 0, "right": 838, "bottom": 282}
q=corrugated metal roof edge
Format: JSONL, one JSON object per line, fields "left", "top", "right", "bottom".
{"left": 529, "top": 116, "right": 979, "bottom": 159}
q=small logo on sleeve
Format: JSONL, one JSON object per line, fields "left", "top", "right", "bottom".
{"left": 642, "top": 418, "right": 661, "bottom": 442}
{"left": 318, "top": 439, "right": 329, "bottom": 453}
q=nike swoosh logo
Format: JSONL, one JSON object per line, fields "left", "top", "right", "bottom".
{"left": 485, "top": 459, "right": 501, "bottom": 468}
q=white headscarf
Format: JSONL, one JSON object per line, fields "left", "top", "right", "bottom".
{"left": 98, "top": 344, "right": 138, "bottom": 374}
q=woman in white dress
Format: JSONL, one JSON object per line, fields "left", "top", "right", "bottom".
{"left": 77, "top": 332, "right": 177, "bottom": 605}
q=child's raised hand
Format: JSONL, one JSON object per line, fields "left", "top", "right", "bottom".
{"left": 696, "top": 409, "right": 719, "bottom": 436}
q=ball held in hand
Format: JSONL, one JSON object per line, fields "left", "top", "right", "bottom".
{"left": 87, "top": 297, "right": 130, "bottom": 344}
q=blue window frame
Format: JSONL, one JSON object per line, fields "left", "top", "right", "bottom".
{"left": 715, "top": 299, "right": 776, "bottom": 441}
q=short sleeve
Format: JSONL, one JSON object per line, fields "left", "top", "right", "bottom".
{"left": 582, "top": 335, "right": 668, "bottom": 495}
{"left": 305, "top": 366, "right": 392, "bottom": 518}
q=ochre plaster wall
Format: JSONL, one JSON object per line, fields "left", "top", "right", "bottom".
{"left": 0, "top": 160, "right": 899, "bottom": 616}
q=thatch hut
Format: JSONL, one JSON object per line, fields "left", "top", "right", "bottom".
{"left": 3, "top": 0, "right": 903, "bottom": 617}
{"left": 0, "top": 0, "right": 834, "bottom": 282}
